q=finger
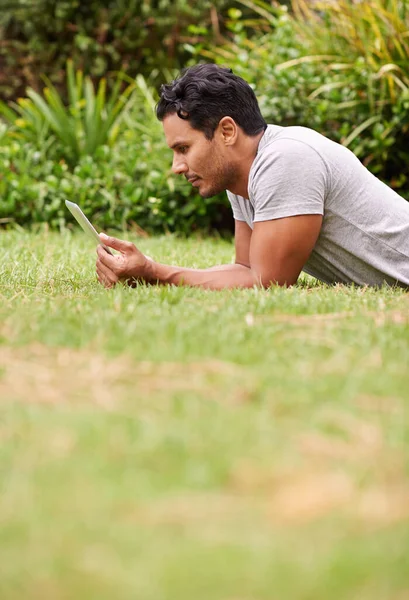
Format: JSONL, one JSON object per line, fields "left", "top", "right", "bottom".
{"left": 97, "top": 244, "right": 118, "bottom": 269}
{"left": 96, "top": 258, "right": 116, "bottom": 282}
{"left": 97, "top": 270, "right": 114, "bottom": 288}
{"left": 96, "top": 258, "right": 118, "bottom": 287}
{"left": 96, "top": 268, "right": 111, "bottom": 288}
{"left": 96, "top": 266, "right": 111, "bottom": 288}
{"left": 97, "top": 272, "right": 112, "bottom": 288}
{"left": 100, "top": 233, "right": 134, "bottom": 254}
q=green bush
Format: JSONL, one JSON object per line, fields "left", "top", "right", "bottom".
{"left": 0, "top": 0, "right": 237, "bottom": 102}
{"left": 0, "top": 136, "right": 231, "bottom": 235}
{"left": 0, "top": 60, "right": 137, "bottom": 165}
{"left": 0, "top": 72, "right": 230, "bottom": 234}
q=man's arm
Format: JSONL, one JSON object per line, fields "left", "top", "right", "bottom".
{"left": 174, "top": 220, "right": 251, "bottom": 274}
{"left": 96, "top": 215, "right": 322, "bottom": 289}
{"left": 165, "top": 219, "right": 251, "bottom": 279}
{"left": 234, "top": 219, "right": 252, "bottom": 267}
{"left": 95, "top": 221, "right": 255, "bottom": 289}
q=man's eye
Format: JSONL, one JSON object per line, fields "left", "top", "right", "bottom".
{"left": 179, "top": 146, "right": 188, "bottom": 154}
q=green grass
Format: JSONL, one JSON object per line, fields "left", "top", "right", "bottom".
{"left": 1, "top": 229, "right": 409, "bottom": 600}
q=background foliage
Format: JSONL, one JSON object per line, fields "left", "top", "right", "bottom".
{"left": 1, "top": 0, "right": 409, "bottom": 233}
{"left": 0, "top": 71, "right": 231, "bottom": 234}
{"left": 203, "top": 0, "right": 409, "bottom": 197}
{"left": 0, "top": 0, "right": 249, "bottom": 101}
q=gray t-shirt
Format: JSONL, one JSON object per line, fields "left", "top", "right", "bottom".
{"left": 227, "top": 125, "right": 409, "bottom": 287}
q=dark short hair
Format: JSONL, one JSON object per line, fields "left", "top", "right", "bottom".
{"left": 156, "top": 63, "right": 267, "bottom": 140}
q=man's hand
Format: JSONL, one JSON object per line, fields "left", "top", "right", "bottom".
{"left": 96, "top": 233, "right": 152, "bottom": 288}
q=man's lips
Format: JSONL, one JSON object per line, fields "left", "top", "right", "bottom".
{"left": 187, "top": 176, "right": 200, "bottom": 186}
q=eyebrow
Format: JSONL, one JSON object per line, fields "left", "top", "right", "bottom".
{"left": 170, "top": 140, "right": 188, "bottom": 150}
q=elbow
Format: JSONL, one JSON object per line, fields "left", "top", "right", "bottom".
{"left": 250, "top": 259, "right": 301, "bottom": 289}
{"left": 235, "top": 259, "right": 251, "bottom": 268}
{"left": 254, "top": 271, "right": 298, "bottom": 289}
{"left": 260, "top": 278, "right": 288, "bottom": 289}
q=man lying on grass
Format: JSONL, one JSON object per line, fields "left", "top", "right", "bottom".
{"left": 96, "top": 63, "right": 409, "bottom": 290}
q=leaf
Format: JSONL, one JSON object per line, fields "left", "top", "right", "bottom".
{"left": 276, "top": 55, "right": 340, "bottom": 71}
{"left": 342, "top": 115, "right": 382, "bottom": 147}
{"left": 308, "top": 80, "right": 350, "bottom": 100}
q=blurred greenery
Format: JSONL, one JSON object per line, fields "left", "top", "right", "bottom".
{"left": 0, "top": 0, "right": 246, "bottom": 101}
{"left": 0, "top": 0, "right": 409, "bottom": 233}
{"left": 0, "top": 69, "right": 231, "bottom": 234}
{"left": 0, "top": 59, "right": 137, "bottom": 164}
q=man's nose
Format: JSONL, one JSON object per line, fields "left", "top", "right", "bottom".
{"left": 172, "top": 154, "right": 188, "bottom": 175}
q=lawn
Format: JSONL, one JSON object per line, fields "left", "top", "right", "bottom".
{"left": 1, "top": 229, "right": 409, "bottom": 599}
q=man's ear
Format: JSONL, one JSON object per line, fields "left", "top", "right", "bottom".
{"left": 218, "top": 116, "right": 238, "bottom": 146}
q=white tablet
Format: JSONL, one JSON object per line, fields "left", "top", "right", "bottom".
{"left": 65, "top": 200, "right": 113, "bottom": 255}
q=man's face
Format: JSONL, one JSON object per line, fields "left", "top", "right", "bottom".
{"left": 162, "top": 113, "right": 238, "bottom": 198}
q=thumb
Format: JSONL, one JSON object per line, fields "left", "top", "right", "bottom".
{"left": 100, "top": 233, "right": 133, "bottom": 253}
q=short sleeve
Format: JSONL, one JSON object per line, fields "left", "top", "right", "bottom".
{"left": 227, "top": 190, "right": 247, "bottom": 222}
{"left": 250, "top": 139, "right": 327, "bottom": 222}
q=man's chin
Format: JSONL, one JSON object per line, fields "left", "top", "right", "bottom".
{"left": 198, "top": 185, "right": 224, "bottom": 199}
{"left": 200, "top": 190, "right": 217, "bottom": 199}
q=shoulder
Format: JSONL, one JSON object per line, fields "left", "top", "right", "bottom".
{"left": 255, "top": 125, "right": 359, "bottom": 179}
{"left": 251, "top": 130, "right": 330, "bottom": 191}
{"left": 257, "top": 127, "right": 329, "bottom": 165}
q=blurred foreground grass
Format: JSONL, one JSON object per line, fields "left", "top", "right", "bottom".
{"left": 1, "top": 230, "right": 409, "bottom": 599}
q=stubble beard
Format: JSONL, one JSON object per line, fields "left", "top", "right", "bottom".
{"left": 199, "top": 160, "right": 239, "bottom": 199}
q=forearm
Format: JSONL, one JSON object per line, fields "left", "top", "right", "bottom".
{"left": 145, "top": 261, "right": 260, "bottom": 290}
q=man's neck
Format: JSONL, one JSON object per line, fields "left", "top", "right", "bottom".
{"left": 227, "top": 129, "right": 265, "bottom": 198}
